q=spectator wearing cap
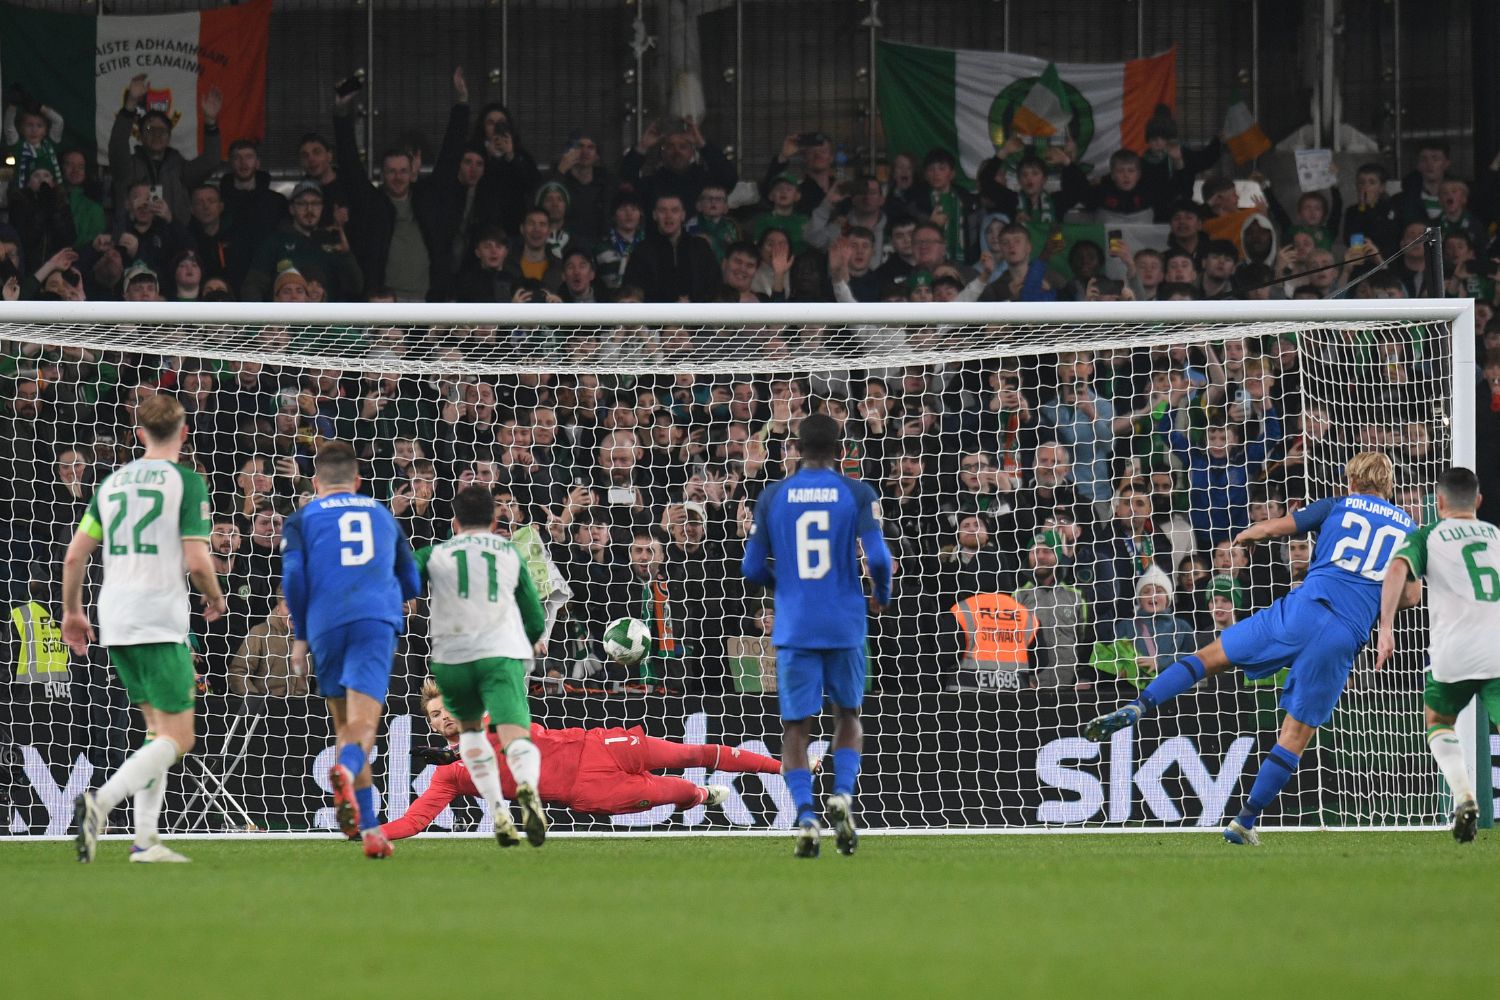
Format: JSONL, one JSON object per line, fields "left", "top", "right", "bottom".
{"left": 551, "top": 132, "right": 613, "bottom": 247}
{"left": 621, "top": 115, "right": 737, "bottom": 217}
{"left": 219, "top": 139, "right": 287, "bottom": 270}
{"left": 108, "top": 73, "right": 223, "bottom": 229}
{"left": 557, "top": 247, "right": 603, "bottom": 303}
{"left": 242, "top": 180, "right": 363, "bottom": 302}
{"left": 761, "top": 131, "right": 838, "bottom": 213}
{"left": 1139, "top": 105, "right": 1223, "bottom": 218}
{"left": 622, "top": 193, "right": 719, "bottom": 303}
{"left": 334, "top": 72, "right": 463, "bottom": 301}
{"left": 593, "top": 189, "right": 645, "bottom": 291}
{"left": 912, "top": 148, "right": 977, "bottom": 263}
{"left": 473, "top": 102, "right": 542, "bottom": 234}
{"left": 1199, "top": 240, "right": 1239, "bottom": 299}
{"left": 272, "top": 266, "right": 309, "bottom": 302}
{"left": 122, "top": 259, "right": 161, "bottom": 302}
{"left": 534, "top": 180, "right": 574, "bottom": 258}
{"left": 804, "top": 174, "right": 890, "bottom": 264}
{"left": 113, "top": 181, "right": 188, "bottom": 275}
{"left": 750, "top": 173, "right": 810, "bottom": 253}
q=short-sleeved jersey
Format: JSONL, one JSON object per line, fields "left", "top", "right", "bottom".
{"left": 280, "top": 492, "right": 421, "bottom": 643}
{"left": 1293, "top": 493, "right": 1416, "bottom": 637}
{"left": 742, "top": 467, "right": 892, "bottom": 650}
{"left": 416, "top": 531, "right": 547, "bottom": 663}
{"left": 79, "top": 459, "right": 211, "bottom": 646}
{"left": 1392, "top": 517, "right": 1500, "bottom": 682}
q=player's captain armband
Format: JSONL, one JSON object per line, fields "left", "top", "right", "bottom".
{"left": 79, "top": 511, "right": 103, "bottom": 541}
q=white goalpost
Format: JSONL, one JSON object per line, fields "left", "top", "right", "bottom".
{"left": 0, "top": 298, "right": 1479, "bottom": 838}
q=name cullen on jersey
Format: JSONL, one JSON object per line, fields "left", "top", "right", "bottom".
{"left": 787, "top": 488, "right": 839, "bottom": 502}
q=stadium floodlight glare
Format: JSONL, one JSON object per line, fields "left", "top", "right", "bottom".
{"left": 0, "top": 298, "right": 1479, "bottom": 838}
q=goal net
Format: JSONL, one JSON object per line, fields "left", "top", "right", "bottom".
{"left": 0, "top": 300, "right": 1478, "bottom": 837}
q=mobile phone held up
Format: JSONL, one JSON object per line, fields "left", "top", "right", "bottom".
{"left": 334, "top": 71, "right": 365, "bottom": 99}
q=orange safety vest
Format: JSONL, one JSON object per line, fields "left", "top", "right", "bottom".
{"left": 949, "top": 593, "right": 1036, "bottom": 671}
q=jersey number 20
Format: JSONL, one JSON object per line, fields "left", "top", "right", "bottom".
{"left": 1327, "top": 511, "right": 1405, "bottom": 581}
{"left": 338, "top": 511, "right": 375, "bottom": 566}
{"left": 795, "top": 510, "right": 831, "bottom": 580}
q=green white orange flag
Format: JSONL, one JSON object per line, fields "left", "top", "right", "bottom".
{"left": 877, "top": 41, "right": 1176, "bottom": 181}
{"left": 1222, "top": 91, "right": 1271, "bottom": 164}
{"left": 0, "top": 0, "right": 271, "bottom": 163}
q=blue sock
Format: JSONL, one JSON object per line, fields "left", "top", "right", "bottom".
{"left": 1137, "top": 655, "right": 1207, "bottom": 712}
{"left": 1236, "top": 744, "right": 1301, "bottom": 830}
{"left": 784, "top": 767, "right": 815, "bottom": 826}
{"left": 832, "top": 748, "right": 861, "bottom": 798}
{"left": 354, "top": 786, "right": 378, "bottom": 831}
{"left": 338, "top": 743, "right": 367, "bottom": 778}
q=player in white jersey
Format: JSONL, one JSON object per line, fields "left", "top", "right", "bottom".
{"left": 414, "top": 485, "right": 549, "bottom": 847}
{"left": 1377, "top": 467, "right": 1500, "bottom": 843}
{"left": 62, "top": 395, "right": 227, "bottom": 863}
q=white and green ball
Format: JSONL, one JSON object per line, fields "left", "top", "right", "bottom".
{"left": 602, "top": 617, "right": 652, "bottom": 667}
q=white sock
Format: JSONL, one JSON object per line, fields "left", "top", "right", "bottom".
{"left": 96, "top": 737, "right": 180, "bottom": 815}
{"left": 132, "top": 766, "right": 169, "bottom": 849}
{"left": 505, "top": 738, "right": 541, "bottom": 791}
{"left": 1428, "top": 726, "right": 1475, "bottom": 803}
{"left": 459, "top": 731, "right": 505, "bottom": 812}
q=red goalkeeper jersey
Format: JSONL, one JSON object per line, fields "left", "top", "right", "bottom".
{"left": 381, "top": 724, "right": 780, "bottom": 839}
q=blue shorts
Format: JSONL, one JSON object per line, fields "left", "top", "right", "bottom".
{"left": 1220, "top": 594, "right": 1364, "bottom": 728}
{"left": 310, "top": 620, "right": 398, "bottom": 702}
{"left": 777, "top": 647, "right": 866, "bottom": 722}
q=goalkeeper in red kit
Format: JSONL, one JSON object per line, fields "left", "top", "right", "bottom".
{"left": 382, "top": 680, "right": 784, "bottom": 838}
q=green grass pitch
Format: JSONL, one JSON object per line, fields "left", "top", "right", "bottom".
{"left": 4, "top": 833, "right": 1496, "bottom": 998}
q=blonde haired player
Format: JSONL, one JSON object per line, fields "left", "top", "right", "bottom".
{"left": 1084, "top": 452, "right": 1418, "bottom": 844}
{"left": 63, "top": 394, "right": 227, "bottom": 863}
{"left": 414, "top": 484, "right": 549, "bottom": 848}
{"left": 1376, "top": 466, "right": 1500, "bottom": 843}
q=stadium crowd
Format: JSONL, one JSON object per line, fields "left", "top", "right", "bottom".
{"left": 1, "top": 65, "right": 1496, "bottom": 725}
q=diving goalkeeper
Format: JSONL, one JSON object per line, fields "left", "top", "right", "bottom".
{"left": 381, "top": 680, "right": 784, "bottom": 838}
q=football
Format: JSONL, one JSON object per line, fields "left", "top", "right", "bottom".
{"left": 602, "top": 616, "right": 652, "bottom": 666}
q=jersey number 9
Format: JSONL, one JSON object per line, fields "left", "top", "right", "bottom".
{"left": 795, "top": 510, "right": 831, "bottom": 580}
{"left": 338, "top": 511, "right": 374, "bottom": 566}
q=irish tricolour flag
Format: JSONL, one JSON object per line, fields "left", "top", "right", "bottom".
{"left": 877, "top": 41, "right": 1176, "bottom": 181}
{"left": 0, "top": 0, "right": 270, "bottom": 164}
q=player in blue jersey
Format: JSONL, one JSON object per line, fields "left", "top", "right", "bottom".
{"left": 282, "top": 441, "right": 422, "bottom": 859}
{"left": 741, "top": 413, "right": 894, "bottom": 858}
{"left": 1083, "top": 452, "right": 1418, "bottom": 845}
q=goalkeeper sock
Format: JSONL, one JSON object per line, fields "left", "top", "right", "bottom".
{"left": 1236, "top": 744, "right": 1300, "bottom": 830}
{"left": 96, "top": 737, "right": 180, "bottom": 815}
{"left": 784, "top": 767, "right": 815, "bottom": 825}
{"left": 337, "top": 742, "right": 367, "bottom": 780}
{"left": 1137, "top": 655, "right": 1207, "bottom": 712}
{"left": 1427, "top": 725, "right": 1475, "bottom": 803}
{"left": 459, "top": 731, "right": 505, "bottom": 811}
{"left": 832, "top": 747, "right": 861, "bottom": 798}
{"left": 505, "top": 737, "right": 542, "bottom": 791}
{"left": 132, "top": 764, "right": 169, "bottom": 849}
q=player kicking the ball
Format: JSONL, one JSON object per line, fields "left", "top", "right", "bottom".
{"left": 64, "top": 395, "right": 227, "bottom": 864}
{"left": 742, "top": 413, "right": 893, "bottom": 858}
{"left": 380, "top": 679, "right": 786, "bottom": 840}
{"left": 1084, "top": 452, "right": 1417, "bottom": 845}
{"left": 414, "top": 485, "right": 550, "bottom": 848}
{"left": 1376, "top": 467, "right": 1500, "bottom": 843}
{"left": 282, "top": 441, "right": 422, "bottom": 859}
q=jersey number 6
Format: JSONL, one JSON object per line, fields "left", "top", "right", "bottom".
{"left": 338, "top": 511, "right": 375, "bottom": 566}
{"left": 795, "top": 510, "right": 831, "bottom": 580}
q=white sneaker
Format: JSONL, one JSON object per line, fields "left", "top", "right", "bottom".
{"left": 129, "top": 843, "right": 191, "bottom": 863}
{"left": 704, "top": 785, "right": 732, "bottom": 808}
{"left": 1223, "top": 819, "right": 1261, "bottom": 846}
